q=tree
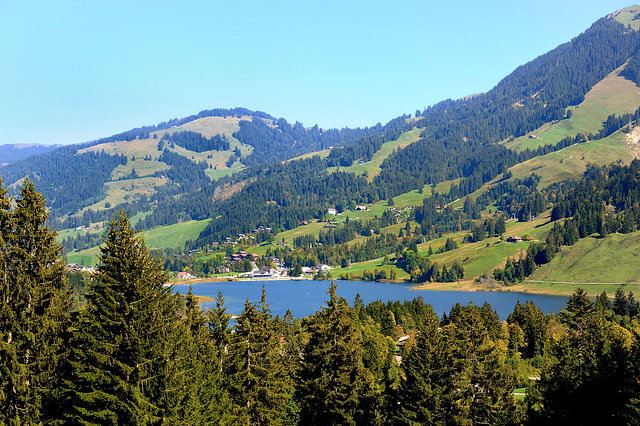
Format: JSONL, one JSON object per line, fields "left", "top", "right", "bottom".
{"left": 226, "top": 287, "right": 291, "bottom": 424}
{"left": 170, "top": 286, "right": 232, "bottom": 425}
{"left": 291, "top": 263, "right": 303, "bottom": 277}
{"left": 539, "top": 288, "right": 607, "bottom": 424}
{"left": 398, "top": 303, "right": 517, "bottom": 425}
{"left": 59, "top": 210, "right": 180, "bottom": 424}
{"left": 395, "top": 312, "right": 445, "bottom": 424}
{"left": 0, "top": 179, "right": 72, "bottom": 424}
{"left": 297, "top": 283, "right": 375, "bottom": 424}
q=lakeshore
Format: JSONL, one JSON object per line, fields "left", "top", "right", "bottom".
{"left": 169, "top": 275, "right": 640, "bottom": 298}
{"left": 173, "top": 279, "right": 572, "bottom": 320}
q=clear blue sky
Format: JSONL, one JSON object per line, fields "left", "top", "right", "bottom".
{"left": 0, "top": 1, "right": 635, "bottom": 146}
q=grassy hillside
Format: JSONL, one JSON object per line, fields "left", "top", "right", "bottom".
{"left": 509, "top": 131, "right": 635, "bottom": 188}
{"left": 418, "top": 212, "right": 554, "bottom": 278}
{"left": 613, "top": 6, "right": 640, "bottom": 31}
{"left": 529, "top": 231, "right": 640, "bottom": 285}
{"left": 505, "top": 65, "right": 640, "bottom": 152}
{"left": 143, "top": 219, "right": 211, "bottom": 250}
{"left": 79, "top": 176, "right": 169, "bottom": 214}
{"left": 65, "top": 218, "right": 211, "bottom": 266}
{"left": 326, "top": 127, "right": 423, "bottom": 181}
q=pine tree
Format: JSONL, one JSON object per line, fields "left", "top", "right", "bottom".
{"left": 59, "top": 210, "right": 180, "bottom": 425}
{"left": 395, "top": 313, "right": 445, "bottom": 424}
{"left": 170, "top": 286, "right": 233, "bottom": 425}
{"left": 207, "top": 290, "right": 231, "bottom": 376}
{"left": 297, "top": 282, "right": 375, "bottom": 425}
{"left": 540, "top": 288, "right": 607, "bottom": 424}
{"left": 227, "top": 286, "right": 291, "bottom": 425}
{"left": 0, "top": 179, "right": 71, "bottom": 424}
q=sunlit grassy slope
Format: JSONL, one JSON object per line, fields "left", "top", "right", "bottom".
{"left": 326, "top": 128, "right": 423, "bottom": 181}
{"left": 529, "top": 231, "right": 640, "bottom": 285}
{"left": 504, "top": 65, "right": 640, "bottom": 152}
{"left": 65, "top": 219, "right": 211, "bottom": 266}
{"left": 613, "top": 6, "right": 640, "bottom": 31}
{"left": 509, "top": 131, "right": 635, "bottom": 188}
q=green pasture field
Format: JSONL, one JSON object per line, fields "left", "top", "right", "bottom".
{"left": 143, "top": 219, "right": 211, "bottom": 250}
{"left": 529, "top": 231, "right": 640, "bottom": 286}
{"left": 288, "top": 150, "right": 331, "bottom": 162}
{"left": 175, "top": 116, "right": 247, "bottom": 139}
{"left": 79, "top": 177, "right": 169, "bottom": 214}
{"left": 326, "top": 128, "right": 422, "bottom": 180}
{"left": 78, "top": 138, "right": 162, "bottom": 159}
{"left": 416, "top": 211, "right": 555, "bottom": 280}
{"left": 111, "top": 159, "right": 170, "bottom": 179}
{"left": 613, "top": 6, "right": 640, "bottom": 31}
{"left": 509, "top": 132, "right": 635, "bottom": 188}
{"left": 66, "top": 246, "right": 101, "bottom": 268}
{"left": 505, "top": 66, "right": 640, "bottom": 152}
{"left": 330, "top": 258, "right": 409, "bottom": 281}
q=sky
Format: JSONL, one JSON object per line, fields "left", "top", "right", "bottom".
{"left": 0, "top": 0, "right": 636, "bottom": 146}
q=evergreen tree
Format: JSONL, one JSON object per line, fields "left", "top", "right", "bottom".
{"left": 227, "top": 287, "right": 291, "bottom": 425}
{"left": 207, "top": 290, "right": 231, "bottom": 376}
{"left": 0, "top": 179, "right": 71, "bottom": 424}
{"left": 539, "top": 288, "right": 607, "bottom": 424}
{"left": 59, "top": 210, "right": 180, "bottom": 425}
{"left": 297, "top": 283, "right": 375, "bottom": 425}
{"left": 395, "top": 312, "right": 445, "bottom": 424}
{"left": 170, "top": 286, "right": 232, "bottom": 425}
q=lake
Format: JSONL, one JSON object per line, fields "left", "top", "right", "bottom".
{"left": 174, "top": 279, "right": 571, "bottom": 321}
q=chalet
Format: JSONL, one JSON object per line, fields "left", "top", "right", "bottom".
{"left": 267, "top": 256, "right": 282, "bottom": 266}
{"left": 316, "top": 264, "right": 331, "bottom": 272}
{"left": 216, "top": 266, "right": 230, "bottom": 274}
{"left": 395, "top": 335, "right": 411, "bottom": 355}
{"left": 176, "top": 271, "right": 195, "bottom": 280}
{"left": 252, "top": 268, "right": 278, "bottom": 279}
{"left": 506, "top": 235, "right": 523, "bottom": 243}
{"left": 393, "top": 335, "right": 412, "bottom": 364}
{"left": 328, "top": 208, "right": 337, "bottom": 215}
{"left": 355, "top": 205, "right": 368, "bottom": 211}
{"left": 229, "top": 251, "right": 256, "bottom": 263}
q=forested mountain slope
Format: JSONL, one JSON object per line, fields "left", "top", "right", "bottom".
{"left": 8, "top": 7, "right": 640, "bottom": 285}
{"left": 0, "top": 143, "right": 58, "bottom": 165}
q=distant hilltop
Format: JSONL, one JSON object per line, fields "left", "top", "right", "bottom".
{"left": 0, "top": 143, "right": 58, "bottom": 166}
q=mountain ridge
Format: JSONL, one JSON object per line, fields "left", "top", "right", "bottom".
{"left": 5, "top": 6, "right": 640, "bottom": 289}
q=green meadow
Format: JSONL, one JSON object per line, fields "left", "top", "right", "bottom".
{"left": 505, "top": 67, "right": 640, "bottom": 152}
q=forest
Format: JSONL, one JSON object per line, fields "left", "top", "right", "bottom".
{"left": 4, "top": 180, "right": 640, "bottom": 425}
{"left": 2, "top": 15, "right": 640, "bottom": 250}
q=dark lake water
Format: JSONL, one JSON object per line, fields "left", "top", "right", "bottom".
{"left": 174, "top": 279, "right": 571, "bottom": 321}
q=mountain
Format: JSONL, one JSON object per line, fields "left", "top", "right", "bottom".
{"left": 4, "top": 6, "right": 640, "bottom": 289}
{"left": 0, "top": 143, "right": 58, "bottom": 165}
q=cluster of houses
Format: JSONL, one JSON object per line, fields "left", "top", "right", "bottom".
{"left": 172, "top": 247, "right": 333, "bottom": 280}
{"left": 328, "top": 205, "right": 368, "bottom": 216}
{"left": 235, "top": 264, "right": 332, "bottom": 280}
{"left": 505, "top": 235, "right": 534, "bottom": 243}
{"left": 66, "top": 263, "right": 95, "bottom": 273}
